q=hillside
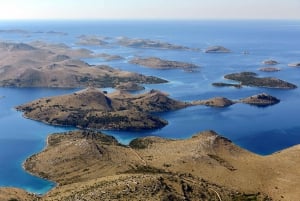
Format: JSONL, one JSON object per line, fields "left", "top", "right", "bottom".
{"left": 0, "top": 41, "right": 166, "bottom": 88}
{"left": 4, "top": 129, "right": 299, "bottom": 200}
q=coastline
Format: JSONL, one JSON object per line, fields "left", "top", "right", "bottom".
{"left": 12, "top": 130, "right": 300, "bottom": 198}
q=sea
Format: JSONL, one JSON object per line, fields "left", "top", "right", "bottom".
{"left": 0, "top": 20, "right": 300, "bottom": 194}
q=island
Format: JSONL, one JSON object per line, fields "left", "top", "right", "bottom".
{"left": 259, "top": 67, "right": 281, "bottom": 72}
{"left": 223, "top": 72, "right": 297, "bottom": 89}
{"left": 76, "top": 35, "right": 108, "bottom": 46}
{"left": 0, "top": 41, "right": 167, "bottom": 88}
{"left": 192, "top": 97, "right": 235, "bottom": 107}
{"left": 3, "top": 129, "right": 300, "bottom": 200}
{"left": 117, "top": 36, "right": 198, "bottom": 51}
{"left": 16, "top": 88, "right": 280, "bottom": 132}
{"left": 96, "top": 53, "right": 124, "bottom": 61}
{"left": 262, "top": 59, "right": 279, "bottom": 65}
{"left": 204, "top": 46, "right": 231, "bottom": 53}
{"left": 239, "top": 93, "right": 280, "bottom": 106}
{"left": 16, "top": 88, "right": 188, "bottom": 130}
{"left": 130, "top": 57, "right": 199, "bottom": 72}
{"left": 212, "top": 82, "right": 242, "bottom": 88}
{"left": 192, "top": 93, "right": 280, "bottom": 107}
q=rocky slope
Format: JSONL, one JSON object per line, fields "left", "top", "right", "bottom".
{"left": 5, "top": 129, "right": 300, "bottom": 200}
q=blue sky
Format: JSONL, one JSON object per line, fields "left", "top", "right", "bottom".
{"left": 0, "top": 0, "right": 299, "bottom": 20}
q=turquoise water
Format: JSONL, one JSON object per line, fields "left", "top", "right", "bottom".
{"left": 1, "top": 20, "right": 300, "bottom": 194}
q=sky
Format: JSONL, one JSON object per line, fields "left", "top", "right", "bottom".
{"left": 0, "top": 0, "right": 299, "bottom": 20}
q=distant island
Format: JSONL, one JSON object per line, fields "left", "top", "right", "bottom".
{"left": 205, "top": 46, "right": 231, "bottom": 53}
{"left": 117, "top": 37, "right": 199, "bottom": 51}
{"left": 262, "top": 59, "right": 279, "bottom": 65}
{"left": 0, "top": 41, "right": 166, "bottom": 88}
{"left": 259, "top": 67, "right": 281, "bottom": 72}
{"left": 130, "top": 57, "right": 199, "bottom": 72}
{"left": 218, "top": 72, "right": 297, "bottom": 89}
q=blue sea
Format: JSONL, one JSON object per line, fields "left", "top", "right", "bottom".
{"left": 0, "top": 20, "right": 300, "bottom": 194}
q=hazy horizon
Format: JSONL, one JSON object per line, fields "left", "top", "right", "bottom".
{"left": 0, "top": 0, "right": 299, "bottom": 20}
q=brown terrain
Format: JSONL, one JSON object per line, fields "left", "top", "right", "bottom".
{"left": 0, "top": 41, "right": 166, "bottom": 88}
{"left": 16, "top": 88, "right": 188, "bottom": 130}
{"left": 2, "top": 129, "right": 300, "bottom": 200}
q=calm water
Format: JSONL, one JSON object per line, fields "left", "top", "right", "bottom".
{"left": 1, "top": 20, "right": 300, "bottom": 194}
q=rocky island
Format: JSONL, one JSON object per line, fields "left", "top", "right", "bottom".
{"left": 3, "top": 129, "right": 300, "bottom": 200}
{"left": 117, "top": 37, "right": 198, "bottom": 51}
{"left": 262, "top": 59, "right": 279, "bottom": 65}
{"left": 16, "top": 88, "right": 188, "bottom": 130}
{"left": 130, "top": 57, "right": 199, "bottom": 72}
{"left": 0, "top": 42, "right": 166, "bottom": 88}
{"left": 205, "top": 45, "right": 231, "bottom": 53}
{"left": 16, "top": 87, "right": 280, "bottom": 132}
{"left": 222, "top": 72, "right": 297, "bottom": 89}
{"left": 193, "top": 93, "right": 280, "bottom": 107}
{"left": 76, "top": 35, "right": 108, "bottom": 46}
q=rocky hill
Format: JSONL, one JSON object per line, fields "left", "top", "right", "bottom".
{"left": 16, "top": 88, "right": 188, "bottom": 130}
{"left": 5, "top": 129, "right": 300, "bottom": 200}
